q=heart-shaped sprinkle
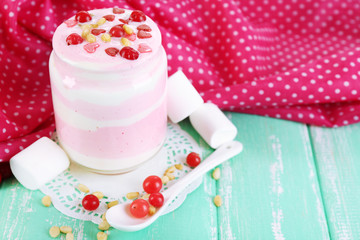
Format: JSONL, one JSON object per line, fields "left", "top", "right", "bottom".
{"left": 91, "top": 28, "right": 106, "bottom": 36}
{"left": 103, "top": 15, "right": 115, "bottom": 21}
{"left": 137, "top": 24, "right": 152, "bottom": 32}
{"left": 137, "top": 30, "right": 152, "bottom": 39}
{"left": 105, "top": 47, "right": 120, "bottom": 57}
{"left": 138, "top": 43, "right": 152, "bottom": 53}
{"left": 125, "top": 33, "right": 136, "bottom": 41}
{"left": 64, "top": 19, "right": 78, "bottom": 28}
{"left": 119, "top": 19, "right": 129, "bottom": 24}
{"left": 84, "top": 43, "right": 100, "bottom": 53}
{"left": 120, "top": 46, "right": 139, "bottom": 60}
{"left": 113, "top": 7, "right": 125, "bottom": 14}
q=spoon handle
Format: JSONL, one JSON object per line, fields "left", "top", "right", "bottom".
{"left": 163, "top": 141, "right": 243, "bottom": 199}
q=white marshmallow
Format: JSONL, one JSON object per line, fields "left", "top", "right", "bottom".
{"left": 167, "top": 70, "right": 204, "bottom": 123}
{"left": 10, "top": 137, "right": 70, "bottom": 190}
{"left": 189, "top": 103, "right": 238, "bottom": 149}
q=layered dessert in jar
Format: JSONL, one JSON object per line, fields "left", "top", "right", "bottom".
{"left": 49, "top": 8, "right": 167, "bottom": 173}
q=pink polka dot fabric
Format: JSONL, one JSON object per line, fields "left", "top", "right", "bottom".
{"left": 1, "top": 0, "right": 360, "bottom": 177}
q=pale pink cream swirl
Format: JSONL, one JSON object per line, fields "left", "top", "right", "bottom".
{"left": 49, "top": 8, "right": 168, "bottom": 172}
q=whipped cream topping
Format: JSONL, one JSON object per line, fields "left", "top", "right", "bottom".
{"left": 52, "top": 8, "right": 162, "bottom": 71}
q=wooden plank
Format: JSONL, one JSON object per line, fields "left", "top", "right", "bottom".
{"left": 310, "top": 123, "right": 360, "bottom": 240}
{"left": 0, "top": 120, "right": 218, "bottom": 239}
{"left": 217, "top": 113, "right": 330, "bottom": 240}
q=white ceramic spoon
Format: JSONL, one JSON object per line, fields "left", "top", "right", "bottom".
{"left": 106, "top": 141, "right": 243, "bottom": 232}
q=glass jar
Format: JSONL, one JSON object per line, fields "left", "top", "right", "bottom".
{"left": 49, "top": 8, "right": 167, "bottom": 173}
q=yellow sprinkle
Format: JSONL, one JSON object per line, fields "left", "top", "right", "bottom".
{"left": 126, "top": 192, "right": 139, "bottom": 200}
{"left": 93, "top": 191, "right": 104, "bottom": 200}
{"left": 98, "top": 220, "right": 110, "bottom": 231}
{"left": 42, "top": 195, "right": 52, "bottom": 207}
{"left": 97, "top": 232, "right": 108, "bottom": 240}
{"left": 121, "top": 37, "right": 131, "bottom": 46}
{"left": 97, "top": 17, "right": 106, "bottom": 26}
{"left": 161, "top": 175, "right": 169, "bottom": 184}
{"left": 101, "top": 33, "right": 111, "bottom": 43}
{"left": 149, "top": 206, "right": 156, "bottom": 216}
{"left": 214, "top": 195, "right": 222, "bottom": 207}
{"left": 175, "top": 164, "right": 183, "bottom": 170}
{"left": 77, "top": 184, "right": 89, "bottom": 193}
{"left": 165, "top": 166, "right": 176, "bottom": 173}
{"left": 81, "top": 28, "right": 90, "bottom": 39}
{"left": 166, "top": 172, "right": 175, "bottom": 180}
{"left": 80, "top": 24, "right": 91, "bottom": 31}
{"left": 123, "top": 24, "right": 133, "bottom": 35}
{"left": 90, "top": 24, "right": 99, "bottom": 28}
{"left": 86, "top": 34, "right": 97, "bottom": 43}
{"left": 107, "top": 200, "right": 118, "bottom": 209}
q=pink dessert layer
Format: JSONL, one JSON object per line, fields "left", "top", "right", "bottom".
{"left": 55, "top": 100, "right": 167, "bottom": 159}
{"left": 49, "top": 8, "right": 168, "bottom": 172}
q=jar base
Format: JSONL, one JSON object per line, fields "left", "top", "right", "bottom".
{"left": 61, "top": 139, "right": 165, "bottom": 174}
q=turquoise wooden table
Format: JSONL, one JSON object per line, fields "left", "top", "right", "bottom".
{"left": 1, "top": 113, "right": 360, "bottom": 240}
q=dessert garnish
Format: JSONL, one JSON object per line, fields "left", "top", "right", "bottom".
{"left": 84, "top": 42, "right": 100, "bottom": 53}
{"left": 66, "top": 33, "right": 83, "bottom": 45}
{"left": 75, "top": 11, "right": 92, "bottom": 23}
{"left": 129, "top": 10, "right": 146, "bottom": 22}
{"left": 119, "top": 46, "right": 139, "bottom": 60}
{"left": 65, "top": 9, "right": 153, "bottom": 60}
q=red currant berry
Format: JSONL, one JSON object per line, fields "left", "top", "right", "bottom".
{"left": 143, "top": 175, "right": 162, "bottom": 194}
{"left": 137, "top": 24, "right": 152, "bottom": 32}
{"left": 105, "top": 47, "right": 120, "bottom": 57}
{"left": 120, "top": 46, "right": 139, "bottom": 60}
{"left": 109, "top": 25, "right": 126, "bottom": 37}
{"left": 129, "top": 10, "right": 146, "bottom": 22}
{"left": 130, "top": 199, "right": 149, "bottom": 218}
{"left": 103, "top": 14, "right": 115, "bottom": 21}
{"left": 149, "top": 192, "right": 164, "bottom": 208}
{"left": 75, "top": 11, "right": 92, "bottom": 23}
{"left": 66, "top": 33, "right": 83, "bottom": 45}
{"left": 82, "top": 194, "right": 100, "bottom": 211}
{"left": 186, "top": 152, "right": 201, "bottom": 168}
{"left": 113, "top": 7, "right": 125, "bottom": 14}
{"left": 137, "top": 30, "right": 152, "bottom": 39}
{"left": 0, "top": 173, "right": 2, "bottom": 185}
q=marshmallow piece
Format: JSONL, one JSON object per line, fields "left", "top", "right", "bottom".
{"left": 189, "top": 103, "right": 238, "bottom": 149}
{"left": 167, "top": 70, "right": 204, "bottom": 123}
{"left": 10, "top": 137, "right": 70, "bottom": 190}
